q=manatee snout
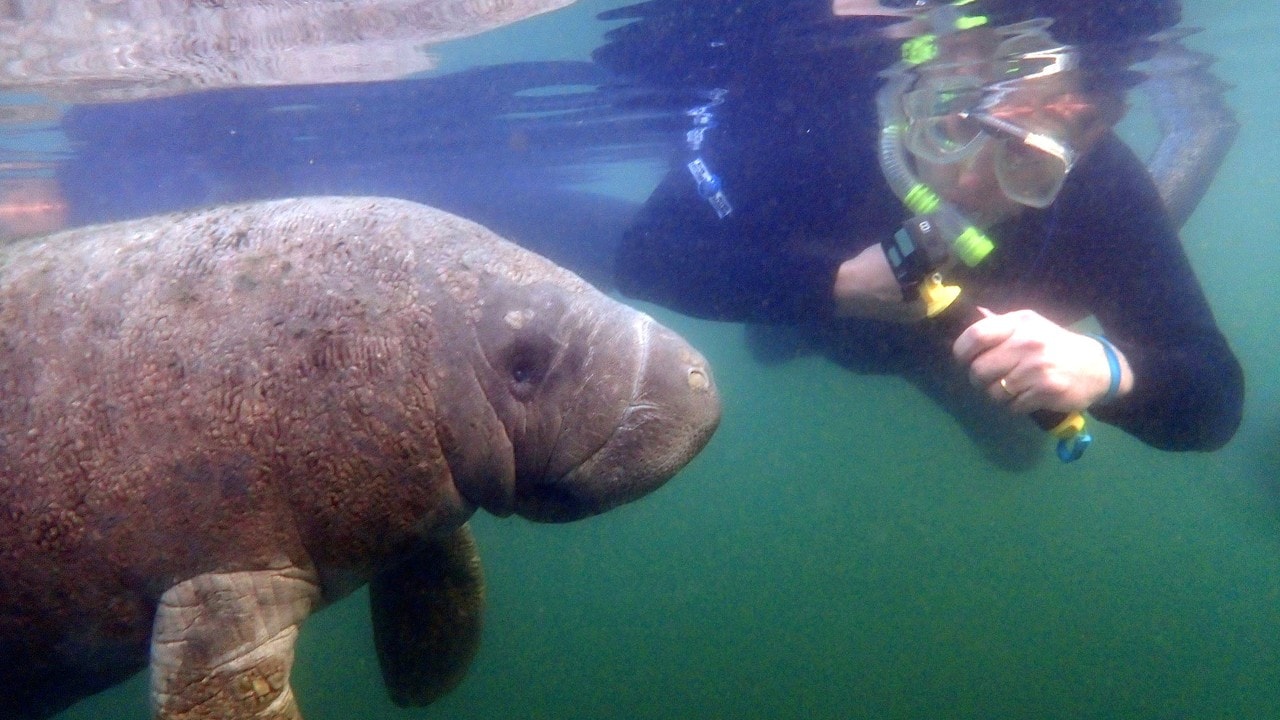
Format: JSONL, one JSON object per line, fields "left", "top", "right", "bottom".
{"left": 515, "top": 315, "right": 720, "bottom": 522}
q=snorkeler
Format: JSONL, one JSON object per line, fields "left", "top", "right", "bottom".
{"left": 610, "top": 0, "right": 1243, "bottom": 463}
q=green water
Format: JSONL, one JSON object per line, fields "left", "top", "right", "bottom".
{"left": 48, "top": 0, "right": 1280, "bottom": 718}
{"left": 57, "top": 308, "right": 1280, "bottom": 719}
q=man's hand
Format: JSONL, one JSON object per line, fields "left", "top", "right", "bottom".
{"left": 953, "top": 307, "right": 1134, "bottom": 413}
{"left": 833, "top": 244, "right": 927, "bottom": 322}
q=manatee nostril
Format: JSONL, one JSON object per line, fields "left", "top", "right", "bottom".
{"left": 687, "top": 367, "right": 710, "bottom": 391}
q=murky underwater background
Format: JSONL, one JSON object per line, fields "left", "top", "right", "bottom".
{"left": 4, "top": 0, "right": 1278, "bottom": 717}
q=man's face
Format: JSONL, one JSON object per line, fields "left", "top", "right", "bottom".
{"left": 905, "top": 28, "right": 1111, "bottom": 224}
{"left": 914, "top": 124, "right": 1025, "bottom": 225}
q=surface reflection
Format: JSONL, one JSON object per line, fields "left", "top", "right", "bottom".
{"left": 0, "top": 0, "right": 577, "bottom": 102}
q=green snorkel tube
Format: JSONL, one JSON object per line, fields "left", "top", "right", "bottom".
{"left": 875, "top": 2, "right": 1093, "bottom": 462}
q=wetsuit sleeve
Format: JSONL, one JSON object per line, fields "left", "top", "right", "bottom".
{"left": 1063, "top": 139, "right": 1243, "bottom": 450}
{"left": 615, "top": 165, "right": 847, "bottom": 324}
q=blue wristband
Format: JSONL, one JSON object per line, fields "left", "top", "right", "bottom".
{"left": 1086, "top": 333, "right": 1121, "bottom": 403}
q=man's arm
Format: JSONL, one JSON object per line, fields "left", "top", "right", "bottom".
{"left": 617, "top": 157, "right": 859, "bottom": 325}
{"left": 1049, "top": 135, "right": 1243, "bottom": 450}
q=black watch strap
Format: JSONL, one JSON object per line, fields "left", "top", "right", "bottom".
{"left": 881, "top": 214, "right": 949, "bottom": 301}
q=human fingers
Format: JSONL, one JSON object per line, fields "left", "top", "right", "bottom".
{"left": 994, "top": 376, "right": 1019, "bottom": 402}
{"left": 974, "top": 312, "right": 1113, "bottom": 414}
{"left": 969, "top": 345, "right": 1021, "bottom": 397}
{"left": 959, "top": 310, "right": 1055, "bottom": 408}
{"left": 952, "top": 306, "right": 1016, "bottom": 366}
{"left": 988, "top": 372, "right": 1046, "bottom": 414}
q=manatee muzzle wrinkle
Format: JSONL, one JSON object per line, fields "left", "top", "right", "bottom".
{"left": 515, "top": 313, "right": 719, "bottom": 522}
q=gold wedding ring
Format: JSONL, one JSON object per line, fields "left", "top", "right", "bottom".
{"left": 999, "top": 377, "right": 1016, "bottom": 397}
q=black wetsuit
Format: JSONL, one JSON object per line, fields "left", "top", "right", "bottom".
{"left": 614, "top": 43, "right": 1243, "bottom": 453}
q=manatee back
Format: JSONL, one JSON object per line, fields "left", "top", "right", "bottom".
{"left": 0, "top": 196, "right": 575, "bottom": 715}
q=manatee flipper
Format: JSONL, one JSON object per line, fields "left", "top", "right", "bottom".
{"left": 370, "top": 524, "right": 486, "bottom": 707}
{"left": 149, "top": 566, "right": 321, "bottom": 720}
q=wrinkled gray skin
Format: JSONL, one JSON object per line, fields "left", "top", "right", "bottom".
{"left": 0, "top": 196, "right": 720, "bottom": 720}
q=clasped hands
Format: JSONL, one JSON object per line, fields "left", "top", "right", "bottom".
{"left": 833, "top": 245, "right": 1132, "bottom": 413}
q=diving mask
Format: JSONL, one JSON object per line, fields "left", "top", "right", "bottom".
{"left": 900, "top": 37, "right": 1085, "bottom": 208}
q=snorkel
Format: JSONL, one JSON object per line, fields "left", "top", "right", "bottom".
{"left": 877, "top": 4, "right": 1090, "bottom": 263}
{"left": 875, "top": 0, "right": 1093, "bottom": 462}
{"left": 878, "top": 71, "right": 994, "bottom": 264}
{"left": 875, "top": 1, "right": 994, "bottom": 316}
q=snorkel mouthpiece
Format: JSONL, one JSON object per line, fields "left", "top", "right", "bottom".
{"left": 877, "top": 72, "right": 994, "bottom": 267}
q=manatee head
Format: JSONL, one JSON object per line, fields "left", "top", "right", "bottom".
{"left": 448, "top": 244, "right": 720, "bottom": 523}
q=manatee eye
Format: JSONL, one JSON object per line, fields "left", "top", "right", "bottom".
{"left": 505, "top": 336, "right": 555, "bottom": 400}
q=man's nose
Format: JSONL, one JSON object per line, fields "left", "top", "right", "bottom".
{"left": 954, "top": 144, "right": 996, "bottom": 192}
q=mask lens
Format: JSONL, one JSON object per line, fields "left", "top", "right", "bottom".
{"left": 902, "top": 79, "right": 987, "bottom": 163}
{"left": 903, "top": 78, "right": 984, "bottom": 119}
{"left": 906, "top": 114, "right": 986, "bottom": 163}
{"left": 994, "top": 138, "right": 1070, "bottom": 208}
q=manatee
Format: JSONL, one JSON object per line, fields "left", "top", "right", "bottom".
{"left": 0, "top": 196, "right": 720, "bottom": 719}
